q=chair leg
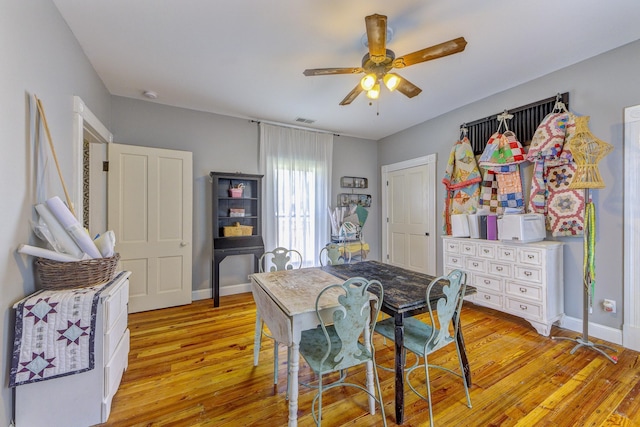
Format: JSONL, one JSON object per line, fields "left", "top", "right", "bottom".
{"left": 456, "top": 342, "right": 472, "bottom": 408}
{"left": 424, "top": 355, "right": 434, "bottom": 427}
{"left": 253, "top": 311, "right": 263, "bottom": 366}
{"left": 274, "top": 341, "right": 279, "bottom": 385}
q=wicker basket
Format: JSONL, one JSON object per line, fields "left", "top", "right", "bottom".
{"left": 35, "top": 253, "right": 120, "bottom": 290}
{"left": 223, "top": 222, "right": 253, "bottom": 237}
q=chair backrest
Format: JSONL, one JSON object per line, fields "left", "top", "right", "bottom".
{"left": 314, "top": 277, "right": 383, "bottom": 372}
{"left": 424, "top": 269, "right": 467, "bottom": 353}
{"left": 259, "top": 247, "right": 303, "bottom": 272}
{"left": 318, "top": 243, "right": 350, "bottom": 266}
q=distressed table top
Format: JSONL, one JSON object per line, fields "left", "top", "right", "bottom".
{"left": 250, "top": 268, "right": 346, "bottom": 317}
{"left": 322, "top": 260, "right": 476, "bottom": 315}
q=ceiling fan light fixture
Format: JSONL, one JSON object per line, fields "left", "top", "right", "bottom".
{"left": 360, "top": 73, "right": 377, "bottom": 91}
{"left": 366, "top": 83, "right": 381, "bottom": 100}
{"left": 383, "top": 73, "right": 401, "bottom": 91}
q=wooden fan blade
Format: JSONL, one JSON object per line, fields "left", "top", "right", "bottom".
{"left": 365, "top": 14, "right": 387, "bottom": 64}
{"left": 340, "top": 84, "right": 364, "bottom": 105}
{"left": 396, "top": 76, "right": 422, "bottom": 98}
{"left": 303, "top": 67, "right": 363, "bottom": 76}
{"left": 393, "top": 37, "right": 467, "bottom": 69}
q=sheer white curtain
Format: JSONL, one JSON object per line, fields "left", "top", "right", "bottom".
{"left": 259, "top": 123, "right": 333, "bottom": 267}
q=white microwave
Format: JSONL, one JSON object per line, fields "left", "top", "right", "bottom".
{"left": 497, "top": 214, "right": 546, "bottom": 243}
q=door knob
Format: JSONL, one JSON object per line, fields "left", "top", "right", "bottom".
{"left": 180, "top": 242, "right": 189, "bottom": 247}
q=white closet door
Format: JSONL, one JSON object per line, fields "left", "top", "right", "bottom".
{"left": 108, "top": 143, "right": 193, "bottom": 313}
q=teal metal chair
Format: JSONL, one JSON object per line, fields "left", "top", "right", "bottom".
{"left": 374, "top": 269, "right": 471, "bottom": 427}
{"left": 253, "top": 247, "right": 303, "bottom": 388}
{"left": 298, "top": 277, "right": 387, "bottom": 426}
{"left": 318, "top": 242, "right": 350, "bottom": 266}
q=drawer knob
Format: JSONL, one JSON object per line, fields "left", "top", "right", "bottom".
{"left": 484, "top": 295, "right": 491, "bottom": 300}
{"left": 496, "top": 266, "right": 503, "bottom": 271}
{"left": 473, "top": 262, "right": 479, "bottom": 267}
{"left": 528, "top": 254, "right": 534, "bottom": 259}
{"left": 484, "top": 279, "right": 490, "bottom": 284}
{"left": 525, "top": 271, "right": 532, "bottom": 276}
{"left": 483, "top": 249, "right": 489, "bottom": 253}
{"left": 505, "top": 251, "right": 511, "bottom": 256}
{"left": 452, "top": 258, "right": 458, "bottom": 263}
{"left": 519, "top": 287, "right": 527, "bottom": 293}
{"left": 520, "top": 304, "right": 528, "bottom": 310}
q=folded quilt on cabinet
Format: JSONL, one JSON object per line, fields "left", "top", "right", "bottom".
{"left": 10, "top": 273, "right": 123, "bottom": 387}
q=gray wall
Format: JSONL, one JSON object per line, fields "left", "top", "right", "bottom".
{"left": 378, "top": 39, "right": 640, "bottom": 329}
{"left": 111, "top": 97, "right": 380, "bottom": 294}
{"left": 0, "top": 0, "right": 112, "bottom": 423}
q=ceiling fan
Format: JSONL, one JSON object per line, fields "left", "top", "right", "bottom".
{"left": 303, "top": 14, "right": 467, "bottom": 105}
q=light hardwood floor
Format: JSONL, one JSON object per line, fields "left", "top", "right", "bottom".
{"left": 98, "top": 293, "right": 640, "bottom": 427}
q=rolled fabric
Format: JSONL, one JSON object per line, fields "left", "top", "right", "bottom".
{"left": 18, "top": 244, "right": 82, "bottom": 262}
{"left": 45, "top": 196, "right": 102, "bottom": 258}
{"left": 34, "top": 203, "right": 84, "bottom": 258}
{"left": 94, "top": 230, "right": 116, "bottom": 258}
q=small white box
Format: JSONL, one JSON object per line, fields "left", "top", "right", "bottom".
{"left": 450, "top": 214, "right": 470, "bottom": 237}
{"left": 498, "top": 214, "right": 546, "bottom": 243}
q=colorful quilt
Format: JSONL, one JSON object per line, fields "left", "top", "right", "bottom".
{"left": 442, "top": 137, "right": 482, "bottom": 234}
{"left": 526, "top": 112, "right": 582, "bottom": 236}
{"left": 10, "top": 272, "right": 123, "bottom": 387}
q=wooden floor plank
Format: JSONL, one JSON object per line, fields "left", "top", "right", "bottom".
{"left": 97, "top": 294, "right": 640, "bottom": 427}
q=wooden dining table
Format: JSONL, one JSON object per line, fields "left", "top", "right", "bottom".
{"left": 250, "top": 260, "right": 475, "bottom": 426}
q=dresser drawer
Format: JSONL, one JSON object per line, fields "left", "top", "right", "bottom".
{"left": 505, "top": 297, "right": 543, "bottom": 320}
{"left": 488, "top": 261, "right": 511, "bottom": 277}
{"left": 104, "top": 306, "right": 127, "bottom": 362}
{"left": 497, "top": 246, "right": 517, "bottom": 262}
{"left": 519, "top": 248, "right": 543, "bottom": 266}
{"left": 472, "top": 290, "right": 503, "bottom": 310}
{"left": 506, "top": 281, "right": 542, "bottom": 302}
{"left": 444, "top": 240, "right": 460, "bottom": 254}
{"left": 473, "top": 274, "right": 502, "bottom": 292}
{"left": 460, "top": 242, "right": 477, "bottom": 256}
{"left": 465, "top": 257, "right": 486, "bottom": 273}
{"left": 104, "top": 328, "right": 130, "bottom": 401}
{"left": 477, "top": 244, "right": 496, "bottom": 259}
{"left": 104, "top": 279, "right": 129, "bottom": 333}
{"left": 514, "top": 265, "right": 542, "bottom": 284}
{"left": 445, "top": 253, "right": 464, "bottom": 269}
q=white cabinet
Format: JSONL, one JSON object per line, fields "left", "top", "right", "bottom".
{"left": 15, "top": 272, "right": 131, "bottom": 427}
{"left": 443, "top": 237, "right": 563, "bottom": 336}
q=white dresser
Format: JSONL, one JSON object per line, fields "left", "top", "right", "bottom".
{"left": 15, "top": 271, "right": 131, "bottom": 427}
{"left": 442, "top": 237, "right": 563, "bottom": 336}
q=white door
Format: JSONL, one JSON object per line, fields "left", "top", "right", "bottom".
{"left": 108, "top": 143, "right": 193, "bottom": 313}
{"left": 382, "top": 155, "right": 436, "bottom": 275}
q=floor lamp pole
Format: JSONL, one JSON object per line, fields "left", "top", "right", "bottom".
{"left": 552, "top": 188, "right": 618, "bottom": 363}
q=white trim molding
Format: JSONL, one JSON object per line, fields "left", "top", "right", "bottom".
{"left": 623, "top": 104, "right": 640, "bottom": 351}
{"left": 72, "top": 96, "right": 113, "bottom": 225}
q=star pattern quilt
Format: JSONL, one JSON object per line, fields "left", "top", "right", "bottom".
{"left": 10, "top": 272, "right": 124, "bottom": 387}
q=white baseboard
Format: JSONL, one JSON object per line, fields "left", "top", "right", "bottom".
{"left": 192, "top": 283, "right": 252, "bottom": 301}
{"left": 558, "top": 315, "right": 623, "bottom": 346}
{"left": 623, "top": 324, "right": 640, "bottom": 352}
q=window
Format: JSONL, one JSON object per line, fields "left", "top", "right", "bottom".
{"left": 259, "top": 123, "right": 333, "bottom": 267}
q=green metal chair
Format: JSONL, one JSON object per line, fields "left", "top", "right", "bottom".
{"left": 253, "top": 247, "right": 303, "bottom": 388}
{"left": 298, "top": 277, "right": 387, "bottom": 426}
{"left": 318, "top": 242, "right": 350, "bottom": 266}
{"left": 374, "top": 269, "right": 471, "bottom": 427}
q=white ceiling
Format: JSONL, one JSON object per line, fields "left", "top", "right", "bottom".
{"left": 53, "top": 0, "right": 640, "bottom": 140}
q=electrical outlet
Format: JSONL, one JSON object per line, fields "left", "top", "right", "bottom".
{"left": 603, "top": 299, "right": 616, "bottom": 313}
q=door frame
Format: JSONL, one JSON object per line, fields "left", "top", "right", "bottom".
{"left": 624, "top": 104, "right": 640, "bottom": 351}
{"left": 381, "top": 154, "right": 437, "bottom": 273}
{"left": 71, "top": 96, "right": 113, "bottom": 227}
